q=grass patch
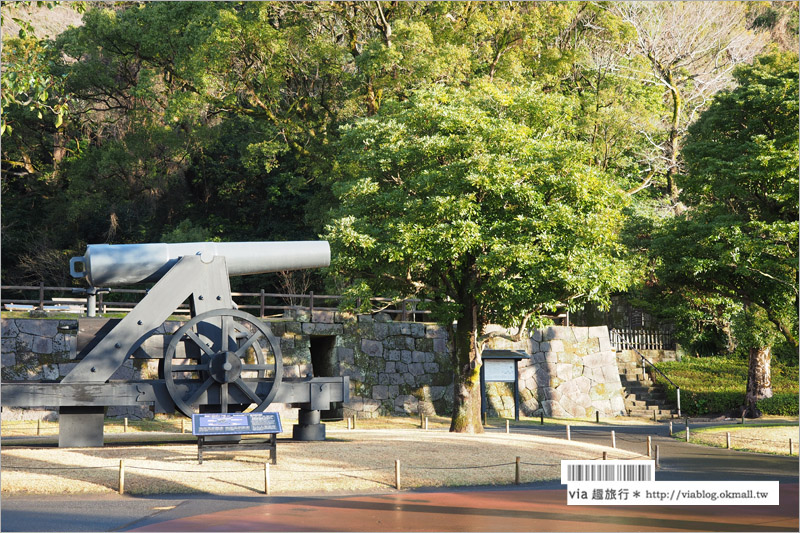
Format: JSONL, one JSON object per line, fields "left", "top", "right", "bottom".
{"left": 653, "top": 356, "right": 798, "bottom": 416}
{"left": 675, "top": 424, "right": 799, "bottom": 456}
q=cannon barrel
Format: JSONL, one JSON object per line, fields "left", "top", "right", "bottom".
{"left": 70, "top": 241, "right": 330, "bottom": 286}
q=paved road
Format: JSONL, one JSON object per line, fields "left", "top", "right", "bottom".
{"left": 2, "top": 421, "right": 797, "bottom": 532}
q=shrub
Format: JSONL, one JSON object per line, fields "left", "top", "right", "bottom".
{"left": 654, "top": 356, "right": 798, "bottom": 417}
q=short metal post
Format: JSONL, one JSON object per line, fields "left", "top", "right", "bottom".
{"left": 669, "top": 421, "right": 673, "bottom": 436}
{"left": 395, "top": 459, "right": 401, "bottom": 490}
{"left": 566, "top": 425, "right": 571, "bottom": 441}
{"left": 265, "top": 463, "right": 271, "bottom": 495}
{"left": 37, "top": 419, "right": 41, "bottom": 436}
{"left": 596, "top": 411, "right": 600, "bottom": 423}
{"left": 124, "top": 417, "right": 128, "bottom": 433}
{"left": 118, "top": 460, "right": 125, "bottom": 495}
{"left": 647, "top": 436, "right": 652, "bottom": 457}
{"left": 540, "top": 413, "right": 544, "bottom": 425}
{"left": 352, "top": 415, "right": 357, "bottom": 430}
{"left": 260, "top": 289, "right": 265, "bottom": 319}
{"left": 603, "top": 451, "right": 608, "bottom": 460}
{"left": 515, "top": 456, "right": 521, "bottom": 485}
{"left": 181, "top": 419, "right": 185, "bottom": 434}
{"left": 611, "top": 430, "right": 616, "bottom": 448}
{"left": 653, "top": 410, "right": 657, "bottom": 422}
{"left": 420, "top": 411, "right": 424, "bottom": 428}
{"left": 506, "top": 420, "right": 510, "bottom": 434}
{"left": 655, "top": 445, "right": 660, "bottom": 469}
{"left": 726, "top": 432, "right": 731, "bottom": 449}
{"left": 676, "top": 388, "right": 681, "bottom": 417}
{"left": 790, "top": 438, "right": 793, "bottom": 456}
{"left": 347, "top": 417, "right": 352, "bottom": 430}
{"left": 685, "top": 424, "right": 690, "bottom": 443}
{"left": 87, "top": 291, "right": 97, "bottom": 318}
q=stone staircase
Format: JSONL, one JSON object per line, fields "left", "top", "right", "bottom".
{"left": 617, "top": 351, "right": 678, "bottom": 419}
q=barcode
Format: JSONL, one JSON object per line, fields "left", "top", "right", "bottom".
{"left": 561, "top": 461, "right": 655, "bottom": 483}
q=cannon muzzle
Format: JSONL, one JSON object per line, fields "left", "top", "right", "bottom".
{"left": 70, "top": 241, "right": 330, "bottom": 286}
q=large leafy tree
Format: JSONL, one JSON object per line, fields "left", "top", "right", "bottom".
{"left": 324, "top": 83, "right": 633, "bottom": 432}
{"left": 652, "top": 51, "right": 799, "bottom": 416}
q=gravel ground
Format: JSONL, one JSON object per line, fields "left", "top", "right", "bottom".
{"left": 1, "top": 427, "right": 640, "bottom": 496}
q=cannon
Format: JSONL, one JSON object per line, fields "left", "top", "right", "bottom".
{"left": 2, "top": 241, "right": 349, "bottom": 447}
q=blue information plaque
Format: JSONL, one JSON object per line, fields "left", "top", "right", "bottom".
{"left": 191, "top": 412, "right": 282, "bottom": 436}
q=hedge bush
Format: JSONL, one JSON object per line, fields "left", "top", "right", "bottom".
{"left": 654, "top": 356, "right": 798, "bottom": 417}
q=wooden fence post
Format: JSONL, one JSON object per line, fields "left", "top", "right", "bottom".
{"left": 611, "top": 430, "right": 616, "bottom": 449}
{"left": 395, "top": 459, "right": 401, "bottom": 490}
{"left": 118, "top": 460, "right": 125, "bottom": 495}
{"left": 515, "top": 457, "right": 521, "bottom": 485}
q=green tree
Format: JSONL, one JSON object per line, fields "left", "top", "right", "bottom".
{"left": 652, "top": 51, "right": 799, "bottom": 416}
{"left": 324, "top": 83, "right": 633, "bottom": 432}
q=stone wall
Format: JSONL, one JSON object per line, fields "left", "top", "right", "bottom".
{"left": 483, "top": 325, "right": 626, "bottom": 418}
{"left": 2, "top": 317, "right": 626, "bottom": 421}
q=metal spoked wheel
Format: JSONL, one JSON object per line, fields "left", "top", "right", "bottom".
{"left": 163, "top": 309, "right": 283, "bottom": 417}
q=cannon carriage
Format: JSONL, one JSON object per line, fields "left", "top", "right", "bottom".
{"left": 1, "top": 242, "right": 349, "bottom": 447}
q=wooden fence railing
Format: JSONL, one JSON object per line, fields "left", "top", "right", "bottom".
{"left": 1, "top": 284, "right": 433, "bottom": 321}
{"left": 610, "top": 328, "right": 675, "bottom": 351}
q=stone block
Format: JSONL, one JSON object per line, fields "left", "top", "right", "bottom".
{"left": 415, "top": 338, "right": 434, "bottom": 352}
{"left": 412, "top": 351, "right": 426, "bottom": 363}
{"left": 572, "top": 327, "right": 589, "bottom": 342}
{"left": 610, "top": 396, "right": 626, "bottom": 413}
{"left": 387, "top": 350, "right": 401, "bottom": 362}
{"left": 18, "top": 319, "right": 59, "bottom": 337}
{"left": 42, "top": 364, "right": 59, "bottom": 381}
{"left": 531, "top": 328, "right": 543, "bottom": 342}
{"left": 575, "top": 376, "right": 591, "bottom": 393}
{"left": 312, "top": 310, "right": 335, "bottom": 323}
{"left": 433, "top": 338, "right": 448, "bottom": 353}
{"left": 363, "top": 399, "right": 381, "bottom": 412}
{"left": 358, "top": 314, "right": 374, "bottom": 323}
{"left": 338, "top": 347, "right": 355, "bottom": 365}
{"left": 528, "top": 340, "right": 539, "bottom": 353}
{"left": 588, "top": 325, "right": 609, "bottom": 340}
{"left": 347, "top": 397, "right": 364, "bottom": 411}
{"left": 374, "top": 313, "right": 392, "bottom": 323}
{"left": 401, "top": 351, "right": 413, "bottom": 364}
{"left": 374, "top": 322, "right": 389, "bottom": 340}
{"left": 556, "top": 363, "right": 573, "bottom": 382}
{"left": 425, "top": 325, "right": 447, "bottom": 339}
{"left": 388, "top": 323, "right": 411, "bottom": 336}
{"left": 404, "top": 373, "right": 416, "bottom": 386}
{"left": 378, "top": 373, "right": 390, "bottom": 385}
{"left": 408, "top": 363, "right": 425, "bottom": 376}
{"left": 429, "top": 386, "right": 446, "bottom": 400}
{"left": 361, "top": 339, "right": 383, "bottom": 358}
{"left": 550, "top": 401, "right": 569, "bottom": 418}
{"left": 373, "top": 385, "right": 389, "bottom": 400}
{"left": 384, "top": 361, "right": 396, "bottom": 373}
{"left": 410, "top": 323, "right": 426, "bottom": 338}
{"left": 423, "top": 362, "right": 439, "bottom": 374}
{"left": 280, "top": 336, "right": 295, "bottom": 353}
{"left": 390, "top": 373, "right": 405, "bottom": 385}
{"left": 2, "top": 318, "right": 20, "bottom": 338}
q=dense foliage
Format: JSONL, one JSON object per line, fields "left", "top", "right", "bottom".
{"left": 1, "top": 2, "right": 797, "bottom": 429}
{"left": 655, "top": 357, "right": 799, "bottom": 417}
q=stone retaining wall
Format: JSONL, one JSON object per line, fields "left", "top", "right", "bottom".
{"left": 2, "top": 317, "right": 625, "bottom": 421}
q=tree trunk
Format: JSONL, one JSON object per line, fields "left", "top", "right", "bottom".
{"left": 449, "top": 297, "right": 483, "bottom": 434}
{"left": 666, "top": 76, "right": 682, "bottom": 205}
{"left": 744, "top": 345, "right": 772, "bottom": 418}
